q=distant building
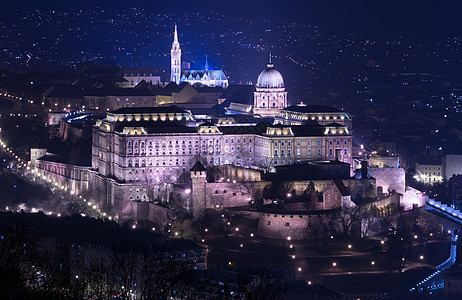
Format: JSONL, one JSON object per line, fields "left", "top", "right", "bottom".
{"left": 415, "top": 157, "right": 443, "bottom": 184}
{"left": 444, "top": 154, "right": 462, "bottom": 180}
{"left": 170, "top": 26, "right": 228, "bottom": 88}
{"left": 121, "top": 74, "right": 161, "bottom": 88}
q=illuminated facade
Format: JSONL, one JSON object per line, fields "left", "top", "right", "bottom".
{"left": 415, "top": 159, "right": 443, "bottom": 185}
{"left": 88, "top": 106, "right": 352, "bottom": 217}
{"left": 253, "top": 59, "right": 288, "bottom": 117}
{"left": 170, "top": 26, "right": 228, "bottom": 88}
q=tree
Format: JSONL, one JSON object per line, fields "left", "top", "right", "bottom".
{"left": 307, "top": 216, "right": 326, "bottom": 244}
{"left": 237, "top": 181, "right": 263, "bottom": 207}
{"left": 237, "top": 269, "right": 287, "bottom": 300}
{"left": 262, "top": 177, "right": 294, "bottom": 202}
{"left": 331, "top": 205, "right": 368, "bottom": 237}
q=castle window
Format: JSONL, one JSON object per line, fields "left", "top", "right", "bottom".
{"left": 231, "top": 146, "right": 235, "bottom": 152}
{"left": 288, "top": 149, "right": 291, "bottom": 156}
{"left": 317, "top": 149, "right": 321, "bottom": 155}
{"left": 337, "top": 140, "right": 340, "bottom": 145}
{"left": 237, "top": 138, "right": 240, "bottom": 143}
{"left": 285, "top": 222, "right": 290, "bottom": 226}
{"left": 344, "top": 148, "right": 348, "bottom": 155}
{"left": 243, "top": 138, "right": 246, "bottom": 143}
{"left": 267, "top": 221, "right": 271, "bottom": 225}
{"left": 318, "top": 141, "right": 321, "bottom": 145}
{"left": 274, "top": 141, "right": 278, "bottom": 146}
{"left": 281, "top": 142, "right": 284, "bottom": 146}
{"left": 299, "top": 215, "right": 303, "bottom": 218}
{"left": 249, "top": 138, "right": 252, "bottom": 143}
{"left": 225, "top": 139, "right": 228, "bottom": 143}
{"left": 274, "top": 149, "right": 278, "bottom": 156}
{"left": 344, "top": 140, "right": 347, "bottom": 145}
{"left": 329, "top": 140, "right": 333, "bottom": 145}
{"left": 249, "top": 146, "right": 252, "bottom": 153}
{"left": 329, "top": 149, "right": 333, "bottom": 155}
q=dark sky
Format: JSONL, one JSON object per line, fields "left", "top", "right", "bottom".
{"left": 3, "top": 0, "right": 462, "bottom": 36}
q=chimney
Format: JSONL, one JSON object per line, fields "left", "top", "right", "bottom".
{"left": 335, "top": 149, "right": 341, "bottom": 161}
{"left": 361, "top": 161, "right": 368, "bottom": 179}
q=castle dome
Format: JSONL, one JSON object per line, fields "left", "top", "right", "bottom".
{"left": 256, "top": 63, "right": 284, "bottom": 89}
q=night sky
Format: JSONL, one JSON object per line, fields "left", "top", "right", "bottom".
{"left": 3, "top": 0, "right": 462, "bottom": 36}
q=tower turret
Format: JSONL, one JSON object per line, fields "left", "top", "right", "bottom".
{"left": 190, "top": 161, "right": 207, "bottom": 218}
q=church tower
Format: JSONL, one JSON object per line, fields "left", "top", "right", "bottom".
{"left": 170, "top": 24, "right": 181, "bottom": 84}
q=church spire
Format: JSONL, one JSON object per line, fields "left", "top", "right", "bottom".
{"left": 173, "top": 23, "right": 179, "bottom": 44}
{"left": 171, "top": 24, "right": 181, "bottom": 83}
{"left": 204, "top": 55, "right": 209, "bottom": 71}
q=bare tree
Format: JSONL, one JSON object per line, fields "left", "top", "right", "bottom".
{"left": 237, "top": 269, "right": 287, "bottom": 300}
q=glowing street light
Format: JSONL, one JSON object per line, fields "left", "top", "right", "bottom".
{"left": 332, "top": 262, "right": 337, "bottom": 267}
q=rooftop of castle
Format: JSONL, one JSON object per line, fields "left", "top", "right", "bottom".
{"left": 282, "top": 105, "right": 345, "bottom": 114}
{"left": 110, "top": 105, "right": 188, "bottom": 115}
